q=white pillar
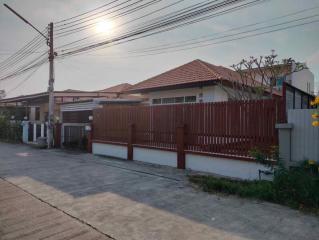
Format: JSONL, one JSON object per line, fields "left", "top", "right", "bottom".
{"left": 41, "top": 123, "right": 44, "bottom": 137}
{"left": 21, "top": 121, "right": 29, "bottom": 143}
{"left": 33, "top": 123, "right": 37, "bottom": 142}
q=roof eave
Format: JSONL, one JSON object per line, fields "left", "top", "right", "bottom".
{"left": 126, "top": 79, "right": 219, "bottom": 93}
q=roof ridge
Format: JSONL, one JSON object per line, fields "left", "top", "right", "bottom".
{"left": 195, "top": 59, "right": 222, "bottom": 79}
{"left": 127, "top": 59, "right": 201, "bottom": 88}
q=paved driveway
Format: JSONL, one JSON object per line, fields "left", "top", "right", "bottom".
{"left": 0, "top": 143, "right": 318, "bottom": 240}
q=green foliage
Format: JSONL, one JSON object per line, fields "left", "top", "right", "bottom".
{"left": 249, "top": 146, "right": 279, "bottom": 169}
{"left": 189, "top": 175, "right": 274, "bottom": 201}
{"left": 0, "top": 115, "right": 22, "bottom": 142}
{"left": 189, "top": 163, "right": 319, "bottom": 213}
{"left": 273, "top": 167, "right": 319, "bottom": 209}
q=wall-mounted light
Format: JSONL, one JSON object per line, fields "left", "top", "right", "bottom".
{"left": 23, "top": 116, "right": 28, "bottom": 120}
{"left": 88, "top": 115, "right": 93, "bottom": 121}
{"left": 11, "top": 115, "right": 15, "bottom": 120}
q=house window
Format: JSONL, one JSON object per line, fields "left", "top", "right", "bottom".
{"left": 175, "top": 97, "right": 184, "bottom": 103}
{"left": 152, "top": 96, "right": 197, "bottom": 105}
{"left": 185, "top": 96, "right": 196, "bottom": 103}
{"left": 152, "top": 98, "right": 161, "bottom": 105}
{"left": 162, "top": 97, "right": 176, "bottom": 104}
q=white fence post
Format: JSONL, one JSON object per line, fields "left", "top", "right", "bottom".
{"left": 33, "top": 123, "right": 37, "bottom": 142}
{"left": 41, "top": 123, "right": 44, "bottom": 137}
{"left": 21, "top": 121, "right": 29, "bottom": 143}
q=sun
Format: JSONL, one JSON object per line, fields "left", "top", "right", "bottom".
{"left": 95, "top": 19, "right": 115, "bottom": 35}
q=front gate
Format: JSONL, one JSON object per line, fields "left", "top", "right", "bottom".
{"left": 63, "top": 125, "right": 88, "bottom": 150}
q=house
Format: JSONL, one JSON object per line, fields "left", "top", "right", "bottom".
{"left": 126, "top": 59, "right": 314, "bottom": 106}
{"left": 0, "top": 90, "right": 112, "bottom": 122}
{"left": 100, "top": 83, "right": 133, "bottom": 98}
{"left": 126, "top": 59, "right": 264, "bottom": 105}
{"left": 0, "top": 83, "right": 140, "bottom": 122}
{"left": 248, "top": 62, "right": 314, "bottom": 94}
{"left": 60, "top": 98, "right": 142, "bottom": 149}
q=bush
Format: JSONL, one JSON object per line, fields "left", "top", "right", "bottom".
{"left": 189, "top": 165, "right": 319, "bottom": 213}
{"left": 273, "top": 167, "right": 319, "bottom": 209}
{"left": 0, "top": 116, "right": 22, "bottom": 142}
{"left": 189, "top": 175, "right": 274, "bottom": 201}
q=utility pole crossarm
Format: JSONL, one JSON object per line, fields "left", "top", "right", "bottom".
{"left": 3, "top": 4, "right": 48, "bottom": 41}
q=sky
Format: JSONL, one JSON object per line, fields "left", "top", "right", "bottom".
{"left": 0, "top": 0, "right": 318, "bottom": 98}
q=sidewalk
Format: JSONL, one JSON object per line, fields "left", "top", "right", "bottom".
{"left": 0, "top": 178, "right": 112, "bottom": 240}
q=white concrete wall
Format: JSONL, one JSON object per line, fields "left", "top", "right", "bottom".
{"left": 291, "top": 69, "right": 314, "bottom": 94}
{"left": 92, "top": 142, "right": 270, "bottom": 180}
{"left": 254, "top": 68, "right": 314, "bottom": 94}
{"left": 147, "top": 85, "right": 229, "bottom": 104}
{"left": 186, "top": 154, "right": 269, "bottom": 180}
{"left": 92, "top": 142, "right": 128, "bottom": 159}
{"left": 133, "top": 147, "right": 177, "bottom": 167}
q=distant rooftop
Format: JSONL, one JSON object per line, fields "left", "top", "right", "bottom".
{"left": 100, "top": 83, "right": 132, "bottom": 93}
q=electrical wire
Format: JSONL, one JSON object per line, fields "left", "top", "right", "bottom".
{"left": 5, "top": 63, "right": 45, "bottom": 95}
{"left": 0, "top": 53, "right": 48, "bottom": 81}
{"left": 54, "top": 0, "right": 187, "bottom": 49}
{"left": 57, "top": 16, "right": 319, "bottom": 60}
{"left": 54, "top": 0, "right": 122, "bottom": 24}
{"left": 57, "top": 0, "right": 261, "bottom": 56}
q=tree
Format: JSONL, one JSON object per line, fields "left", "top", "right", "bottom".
{"left": 219, "top": 50, "right": 307, "bottom": 100}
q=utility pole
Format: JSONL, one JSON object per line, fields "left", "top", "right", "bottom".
{"left": 4, "top": 4, "right": 55, "bottom": 148}
{"left": 47, "top": 22, "right": 55, "bottom": 148}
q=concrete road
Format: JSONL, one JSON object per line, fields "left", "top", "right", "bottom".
{"left": 0, "top": 142, "right": 318, "bottom": 240}
{"left": 0, "top": 179, "right": 112, "bottom": 240}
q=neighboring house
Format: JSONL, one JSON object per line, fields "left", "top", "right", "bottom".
{"left": 100, "top": 83, "right": 133, "bottom": 98}
{"left": 250, "top": 62, "right": 314, "bottom": 95}
{"left": 0, "top": 90, "right": 113, "bottom": 122}
{"left": 126, "top": 59, "right": 266, "bottom": 105}
{"left": 60, "top": 98, "right": 142, "bottom": 149}
{"left": 126, "top": 59, "right": 314, "bottom": 106}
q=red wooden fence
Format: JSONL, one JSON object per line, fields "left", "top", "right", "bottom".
{"left": 93, "top": 99, "right": 285, "bottom": 161}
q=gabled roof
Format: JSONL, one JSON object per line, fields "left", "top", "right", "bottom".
{"left": 126, "top": 59, "right": 241, "bottom": 93}
{"left": 100, "top": 83, "right": 132, "bottom": 93}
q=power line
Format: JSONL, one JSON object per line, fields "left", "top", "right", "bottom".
{"left": 5, "top": 63, "right": 44, "bottom": 95}
{"left": 58, "top": 0, "right": 258, "bottom": 56}
{"left": 0, "top": 32, "right": 44, "bottom": 68}
{"left": 0, "top": 38, "right": 46, "bottom": 73}
{"left": 54, "top": 0, "right": 166, "bottom": 37}
{"left": 116, "top": 19, "right": 319, "bottom": 58}
{"left": 124, "top": 5, "right": 319, "bottom": 52}
{"left": 55, "top": 0, "right": 148, "bottom": 31}
{"left": 0, "top": 54, "right": 48, "bottom": 81}
{"left": 54, "top": 0, "right": 122, "bottom": 24}
{"left": 58, "top": 16, "right": 319, "bottom": 60}
{"left": 54, "top": 0, "right": 187, "bottom": 49}
{"left": 0, "top": 29, "right": 47, "bottom": 74}
{"left": 126, "top": 14, "right": 319, "bottom": 54}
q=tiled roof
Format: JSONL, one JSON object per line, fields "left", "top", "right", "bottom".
{"left": 126, "top": 59, "right": 243, "bottom": 92}
{"left": 100, "top": 83, "right": 132, "bottom": 93}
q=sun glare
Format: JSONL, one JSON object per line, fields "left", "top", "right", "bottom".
{"left": 95, "top": 20, "right": 115, "bottom": 35}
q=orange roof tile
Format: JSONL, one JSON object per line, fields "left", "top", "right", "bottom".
{"left": 100, "top": 83, "right": 132, "bottom": 93}
{"left": 126, "top": 59, "right": 242, "bottom": 92}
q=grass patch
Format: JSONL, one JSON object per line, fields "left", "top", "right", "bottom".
{"left": 189, "top": 168, "right": 319, "bottom": 214}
